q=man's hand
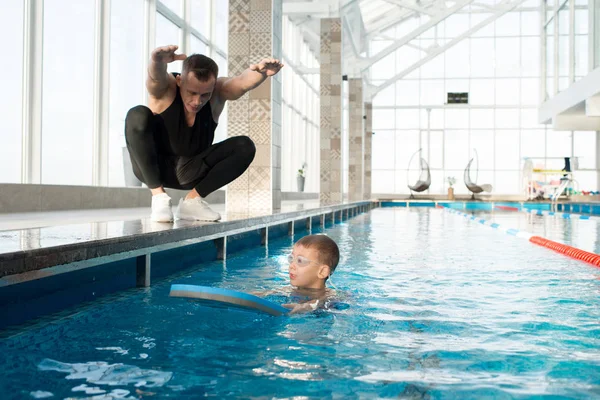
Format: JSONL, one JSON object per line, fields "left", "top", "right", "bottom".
{"left": 151, "top": 45, "right": 187, "bottom": 64}
{"left": 249, "top": 58, "right": 284, "bottom": 77}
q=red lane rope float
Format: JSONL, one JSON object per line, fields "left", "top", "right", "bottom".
{"left": 529, "top": 236, "right": 600, "bottom": 268}
{"left": 495, "top": 205, "right": 520, "bottom": 211}
{"left": 436, "top": 205, "right": 445, "bottom": 209}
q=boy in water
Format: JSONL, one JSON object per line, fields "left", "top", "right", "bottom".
{"left": 282, "top": 234, "right": 340, "bottom": 314}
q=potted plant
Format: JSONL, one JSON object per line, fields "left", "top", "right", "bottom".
{"left": 297, "top": 162, "right": 307, "bottom": 192}
{"left": 447, "top": 176, "right": 456, "bottom": 200}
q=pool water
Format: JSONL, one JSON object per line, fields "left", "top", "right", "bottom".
{"left": 1, "top": 208, "right": 600, "bottom": 399}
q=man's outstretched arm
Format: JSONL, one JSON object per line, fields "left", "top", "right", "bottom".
{"left": 146, "top": 45, "right": 187, "bottom": 99}
{"left": 216, "top": 58, "right": 284, "bottom": 102}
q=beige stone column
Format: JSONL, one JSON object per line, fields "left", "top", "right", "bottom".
{"left": 348, "top": 78, "right": 364, "bottom": 201}
{"left": 364, "top": 102, "right": 372, "bottom": 200}
{"left": 319, "top": 18, "right": 342, "bottom": 204}
{"left": 226, "top": 0, "right": 282, "bottom": 214}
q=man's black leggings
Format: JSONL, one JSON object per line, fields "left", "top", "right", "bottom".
{"left": 124, "top": 105, "right": 256, "bottom": 197}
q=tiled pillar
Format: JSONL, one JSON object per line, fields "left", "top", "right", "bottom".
{"left": 348, "top": 78, "right": 364, "bottom": 202}
{"left": 364, "top": 102, "right": 372, "bottom": 200}
{"left": 320, "top": 18, "right": 343, "bottom": 205}
{"left": 226, "top": 0, "right": 282, "bottom": 214}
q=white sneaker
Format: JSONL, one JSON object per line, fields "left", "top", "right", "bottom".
{"left": 150, "top": 193, "right": 174, "bottom": 222}
{"left": 175, "top": 197, "right": 221, "bottom": 222}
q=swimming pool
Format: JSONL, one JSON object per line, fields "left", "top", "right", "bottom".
{"left": 1, "top": 207, "right": 599, "bottom": 399}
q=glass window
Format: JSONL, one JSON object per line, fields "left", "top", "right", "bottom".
{"left": 470, "top": 130, "right": 494, "bottom": 169}
{"left": 420, "top": 80, "right": 445, "bottom": 105}
{"left": 495, "top": 38, "right": 521, "bottom": 77}
{"left": 469, "top": 79, "right": 495, "bottom": 105}
{"left": 396, "top": 109, "right": 420, "bottom": 129}
{"left": 521, "top": 129, "right": 546, "bottom": 158}
{"left": 191, "top": 0, "right": 211, "bottom": 38}
{"left": 444, "top": 130, "right": 469, "bottom": 169}
{"left": 495, "top": 109, "right": 520, "bottom": 128}
{"left": 495, "top": 171, "right": 520, "bottom": 193}
{"left": 156, "top": 13, "right": 183, "bottom": 73}
{"left": 370, "top": 40, "right": 393, "bottom": 56}
{"left": 495, "top": 12, "right": 520, "bottom": 36}
{"left": 395, "top": 130, "right": 426, "bottom": 170}
{"left": 109, "top": 0, "right": 145, "bottom": 187}
{"left": 395, "top": 45, "right": 421, "bottom": 74}
{"left": 0, "top": 0, "right": 24, "bottom": 183}
{"left": 429, "top": 169, "right": 445, "bottom": 194}
{"left": 495, "top": 78, "right": 520, "bottom": 105}
{"left": 159, "top": 0, "right": 183, "bottom": 17}
{"left": 444, "top": 109, "right": 469, "bottom": 129}
{"left": 421, "top": 108, "right": 444, "bottom": 130}
{"left": 575, "top": 35, "right": 588, "bottom": 77}
{"left": 373, "top": 83, "right": 395, "bottom": 107}
{"left": 547, "top": 131, "right": 572, "bottom": 157}
{"left": 371, "top": 52, "right": 397, "bottom": 80}
{"left": 396, "top": 18, "right": 420, "bottom": 38}
{"left": 558, "top": 7, "right": 570, "bottom": 35}
{"left": 191, "top": 35, "right": 209, "bottom": 55}
{"left": 215, "top": 0, "right": 229, "bottom": 50}
{"left": 372, "top": 130, "right": 396, "bottom": 170}
{"left": 42, "top": 0, "right": 95, "bottom": 185}
{"left": 470, "top": 109, "right": 495, "bottom": 129}
{"left": 419, "top": 53, "right": 445, "bottom": 79}
{"left": 445, "top": 13, "right": 470, "bottom": 37}
{"left": 372, "top": 170, "right": 395, "bottom": 194}
{"left": 520, "top": 109, "right": 544, "bottom": 128}
{"left": 214, "top": 53, "right": 228, "bottom": 143}
{"left": 546, "top": 76, "right": 554, "bottom": 99}
{"left": 470, "top": 38, "right": 495, "bottom": 77}
{"left": 521, "top": 11, "right": 540, "bottom": 36}
{"left": 396, "top": 80, "right": 420, "bottom": 105}
{"left": 575, "top": 171, "right": 598, "bottom": 192}
{"left": 395, "top": 170, "right": 410, "bottom": 194}
{"left": 558, "top": 35, "right": 569, "bottom": 77}
{"left": 573, "top": 9, "right": 588, "bottom": 34}
{"left": 425, "top": 130, "right": 444, "bottom": 170}
{"left": 471, "top": 13, "right": 495, "bottom": 37}
{"left": 495, "top": 130, "right": 520, "bottom": 170}
{"left": 445, "top": 40, "right": 470, "bottom": 78}
{"left": 573, "top": 131, "right": 596, "bottom": 169}
{"left": 215, "top": 52, "right": 228, "bottom": 77}
{"left": 521, "top": 37, "right": 540, "bottom": 77}
{"left": 558, "top": 76, "right": 570, "bottom": 92}
{"left": 520, "top": 78, "right": 540, "bottom": 105}
{"left": 372, "top": 109, "right": 395, "bottom": 130}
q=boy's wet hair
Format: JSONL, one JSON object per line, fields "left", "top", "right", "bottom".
{"left": 295, "top": 234, "right": 340, "bottom": 274}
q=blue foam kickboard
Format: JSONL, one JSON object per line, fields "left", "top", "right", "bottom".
{"left": 169, "top": 284, "right": 289, "bottom": 316}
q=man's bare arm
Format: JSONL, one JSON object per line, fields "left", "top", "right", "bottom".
{"left": 216, "top": 58, "right": 284, "bottom": 102}
{"left": 146, "top": 45, "right": 187, "bottom": 99}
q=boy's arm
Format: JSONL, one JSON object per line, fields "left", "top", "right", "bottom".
{"left": 282, "top": 299, "right": 320, "bottom": 315}
{"left": 283, "top": 291, "right": 334, "bottom": 315}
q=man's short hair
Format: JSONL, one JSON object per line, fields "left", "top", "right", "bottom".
{"left": 295, "top": 234, "right": 340, "bottom": 274}
{"left": 182, "top": 54, "right": 219, "bottom": 82}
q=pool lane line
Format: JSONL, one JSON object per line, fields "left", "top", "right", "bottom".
{"left": 494, "top": 205, "right": 592, "bottom": 220}
{"left": 441, "top": 206, "right": 600, "bottom": 268}
{"left": 529, "top": 236, "right": 600, "bottom": 267}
